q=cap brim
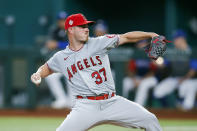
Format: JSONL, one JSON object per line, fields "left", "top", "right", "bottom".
{"left": 78, "top": 21, "right": 95, "bottom": 26}
{"left": 86, "top": 21, "right": 95, "bottom": 25}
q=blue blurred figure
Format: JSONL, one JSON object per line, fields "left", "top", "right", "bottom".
{"left": 93, "top": 19, "right": 108, "bottom": 37}
{"left": 45, "top": 11, "right": 68, "bottom": 51}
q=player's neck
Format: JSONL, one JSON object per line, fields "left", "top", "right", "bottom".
{"left": 69, "top": 39, "right": 85, "bottom": 51}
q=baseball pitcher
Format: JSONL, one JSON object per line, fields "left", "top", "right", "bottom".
{"left": 31, "top": 13, "right": 167, "bottom": 131}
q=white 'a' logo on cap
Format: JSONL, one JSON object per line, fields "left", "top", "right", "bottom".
{"left": 69, "top": 20, "right": 73, "bottom": 25}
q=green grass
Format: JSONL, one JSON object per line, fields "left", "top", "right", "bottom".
{"left": 0, "top": 117, "right": 197, "bottom": 131}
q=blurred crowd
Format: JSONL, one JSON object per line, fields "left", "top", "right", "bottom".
{"left": 122, "top": 29, "right": 197, "bottom": 111}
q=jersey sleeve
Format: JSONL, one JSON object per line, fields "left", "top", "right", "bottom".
{"left": 46, "top": 52, "right": 61, "bottom": 72}
{"left": 101, "top": 34, "right": 119, "bottom": 50}
{"left": 89, "top": 34, "right": 119, "bottom": 54}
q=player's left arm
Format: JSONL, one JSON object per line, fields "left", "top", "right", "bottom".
{"left": 118, "top": 31, "right": 159, "bottom": 46}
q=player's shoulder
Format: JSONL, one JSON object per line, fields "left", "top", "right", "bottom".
{"left": 88, "top": 36, "right": 104, "bottom": 41}
{"left": 51, "top": 50, "right": 70, "bottom": 61}
{"left": 86, "top": 36, "right": 103, "bottom": 45}
{"left": 88, "top": 34, "right": 117, "bottom": 42}
{"left": 52, "top": 50, "right": 63, "bottom": 57}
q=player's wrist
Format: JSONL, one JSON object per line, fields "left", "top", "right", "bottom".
{"left": 149, "top": 32, "right": 159, "bottom": 38}
{"left": 36, "top": 69, "right": 42, "bottom": 77}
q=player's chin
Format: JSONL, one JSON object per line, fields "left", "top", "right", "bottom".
{"left": 81, "top": 37, "right": 89, "bottom": 43}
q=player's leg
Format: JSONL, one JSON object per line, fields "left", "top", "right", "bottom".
{"left": 56, "top": 99, "right": 102, "bottom": 131}
{"left": 122, "top": 77, "right": 135, "bottom": 98}
{"left": 45, "top": 73, "right": 68, "bottom": 108}
{"left": 103, "top": 96, "right": 162, "bottom": 131}
{"left": 135, "top": 76, "right": 157, "bottom": 106}
{"left": 179, "top": 79, "right": 197, "bottom": 110}
{"left": 153, "top": 77, "right": 179, "bottom": 99}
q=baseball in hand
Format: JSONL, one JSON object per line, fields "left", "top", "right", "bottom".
{"left": 31, "top": 73, "right": 42, "bottom": 85}
{"left": 33, "top": 77, "right": 41, "bottom": 84}
{"left": 156, "top": 57, "right": 164, "bottom": 65}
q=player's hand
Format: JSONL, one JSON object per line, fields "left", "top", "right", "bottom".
{"left": 31, "top": 73, "right": 42, "bottom": 86}
{"left": 150, "top": 32, "right": 159, "bottom": 38}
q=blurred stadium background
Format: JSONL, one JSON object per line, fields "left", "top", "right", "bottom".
{"left": 0, "top": 0, "right": 197, "bottom": 131}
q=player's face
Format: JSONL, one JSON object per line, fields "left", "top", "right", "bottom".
{"left": 73, "top": 24, "right": 89, "bottom": 43}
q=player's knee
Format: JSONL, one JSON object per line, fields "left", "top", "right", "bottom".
{"left": 147, "top": 112, "right": 155, "bottom": 120}
{"left": 151, "top": 113, "right": 158, "bottom": 122}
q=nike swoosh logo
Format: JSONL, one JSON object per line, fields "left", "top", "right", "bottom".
{"left": 64, "top": 56, "right": 69, "bottom": 61}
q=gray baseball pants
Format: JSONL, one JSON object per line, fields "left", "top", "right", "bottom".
{"left": 56, "top": 95, "right": 162, "bottom": 131}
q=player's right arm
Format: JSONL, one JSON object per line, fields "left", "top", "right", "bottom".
{"left": 31, "top": 63, "right": 53, "bottom": 85}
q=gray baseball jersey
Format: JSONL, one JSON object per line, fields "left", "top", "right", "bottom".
{"left": 48, "top": 34, "right": 162, "bottom": 131}
{"left": 47, "top": 34, "right": 119, "bottom": 96}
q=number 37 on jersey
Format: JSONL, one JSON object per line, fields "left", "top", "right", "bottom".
{"left": 66, "top": 55, "right": 107, "bottom": 85}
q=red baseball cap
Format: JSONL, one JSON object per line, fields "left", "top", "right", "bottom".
{"left": 65, "top": 13, "right": 95, "bottom": 30}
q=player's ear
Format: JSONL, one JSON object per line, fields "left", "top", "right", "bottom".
{"left": 68, "top": 27, "right": 73, "bottom": 34}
